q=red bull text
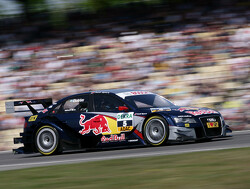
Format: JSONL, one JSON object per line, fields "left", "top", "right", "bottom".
{"left": 101, "top": 134, "right": 125, "bottom": 143}
{"left": 79, "top": 114, "right": 111, "bottom": 135}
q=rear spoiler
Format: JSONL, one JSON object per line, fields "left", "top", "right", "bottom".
{"left": 5, "top": 98, "right": 52, "bottom": 115}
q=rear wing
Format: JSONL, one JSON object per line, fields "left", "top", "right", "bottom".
{"left": 5, "top": 98, "right": 52, "bottom": 115}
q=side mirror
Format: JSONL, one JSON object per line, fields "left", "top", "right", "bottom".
{"left": 118, "top": 106, "right": 129, "bottom": 112}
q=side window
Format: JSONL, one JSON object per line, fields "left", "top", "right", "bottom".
{"left": 94, "top": 94, "right": 126, "bottom": 112}
{"left": 51, "top": 104, "right": 62, "bottom": 114}
{"left": 63, "top": 95, "right": 89, "bottom": 113}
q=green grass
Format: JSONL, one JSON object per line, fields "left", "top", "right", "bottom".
{"left": 1, "top": 147, "right": 250, "bottom": 189}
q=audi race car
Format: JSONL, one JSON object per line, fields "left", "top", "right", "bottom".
{"left": 6, "top": 89, "right": 231, "bottom": 155}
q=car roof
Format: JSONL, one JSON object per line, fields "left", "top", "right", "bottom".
{"left": 57, "top": 89, "right": 145, "bottom": 103}
{"left": 92, "top": 89, "right": 136, "bottom": 94}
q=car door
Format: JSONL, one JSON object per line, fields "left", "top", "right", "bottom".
{"left": 92, "top": 93, "right": 134, "bottom": 136}
{"left": 52, "top": 94, "right": 97, "bottom": 135}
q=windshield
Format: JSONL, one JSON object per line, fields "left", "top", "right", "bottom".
{"left": 125, "top": 94, "right": 175, "bottom": 109}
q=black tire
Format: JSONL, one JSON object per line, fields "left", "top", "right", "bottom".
{"left": 35, "top": 126, "right": 61, "bottom": 155}
{"left": 143, "top": 116, "right": 169, "bottom": 146}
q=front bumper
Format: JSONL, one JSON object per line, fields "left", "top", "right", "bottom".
{"left": 169, "top": 126, "right": 196, "bottom": 141}
{"left": 225, "top": 125, "right": 232, "bottom": 134}
{"left": 169, "top": 124, "right": 232, "bottom": 142}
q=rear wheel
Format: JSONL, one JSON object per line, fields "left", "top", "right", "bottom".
{"left": 143, "top": 116, "right": 169, "bottom": 146}
{"left": 35, "top": 126, "right": 61, "bottom": 155}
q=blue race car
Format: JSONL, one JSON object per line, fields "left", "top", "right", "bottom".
{"left": 7, "top": 89, "right": 231, "bottom": 155}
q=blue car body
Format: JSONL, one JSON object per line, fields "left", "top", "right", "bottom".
{"left": 10, "top": 89, "right": 231, "bottom": 155}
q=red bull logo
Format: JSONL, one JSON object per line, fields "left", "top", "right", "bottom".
{"left": 79, "top": 114, "right": 111, "bottom": 135}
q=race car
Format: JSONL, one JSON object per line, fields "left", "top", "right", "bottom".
{"left": 6, "top": 89, "right": 231, "bottom": 155}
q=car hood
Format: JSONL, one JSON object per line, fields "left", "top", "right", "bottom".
{"left": 149, "top": 106, "right": 220, "bottom": 117}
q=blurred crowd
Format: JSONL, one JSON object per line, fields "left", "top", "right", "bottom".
{"left": 0, "top": 3, "right": 249, "bottom": 150}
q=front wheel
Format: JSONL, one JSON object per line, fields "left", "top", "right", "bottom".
{"left": 35, "top": 126, "right": 61, "bottom": 155}
{"left": 143, "top": 116, "right": 169, "bottom": 146}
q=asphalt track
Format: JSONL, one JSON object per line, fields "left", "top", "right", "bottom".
{"left": 0, "top": 131, "right": 249, "bottom": 171}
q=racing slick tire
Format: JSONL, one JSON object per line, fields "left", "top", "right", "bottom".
{"left": 35, "top": 126, "right": 61, "bottom": 155}
{"left": 143, "top": 116, "right": 169, "bottom": 146}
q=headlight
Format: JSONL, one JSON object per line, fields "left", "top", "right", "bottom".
{"left": 174, "top": 117, "right": 196, "bottom": 123}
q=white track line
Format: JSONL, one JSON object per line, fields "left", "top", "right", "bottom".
{"left": 0, "top": 150, "right": 11, "bottom": 154}
{"left": 232, "top": 130, "right": 250, "bottom": 134}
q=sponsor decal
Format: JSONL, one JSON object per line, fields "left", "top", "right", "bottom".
{"left": 186, "top": 110, "right": 218, "bottom": 116}
{"left": 117, "top": 91, "right": 152, "bottom": 99}
{"left": 151, "top": 108, "right": 171, "bottom": 112}
{"left": 178, "top": 115, "right": 192, "bottom": 118}
{"left": 65, "top": 108, "right": 76, "bottom": 112}
{"left": 19, "top": 101, "right": 32, "bottom": 104}
{"left": 101, "top": 134, "right": 125, "bottom": 143}
{"left": 117, "top": 112, "right": 133, "bottom": 132}
{"left": 117, "top": 112, "right": 133, "bottom": 121}
{"left": 42, "top": 109, "right": 48, "bottom": 113}
{"left": 130, "top": 91, "right": 150, "bottom": 95}
{"left": 207, "top": 122, "right": 219, "bottom": 128}
{"left": 128, "top": 139, "right": 138, "bottom": 142}
{"left": 79, "top": 114, "right": 111, "bottom": 135}
{"left": 28, "top": 115, "right": 38, "bottom": 122}
{"left": 178, "top": 107, "right": 199, "bottom": 112}
{"left": 118, "top": 126, "right": 133, "bottom": 132}
{"left": 69, "top": 99, "right": 85, "bottom": 103}
{"left": 134, "top": 113, "right": 147, "bottom": 116}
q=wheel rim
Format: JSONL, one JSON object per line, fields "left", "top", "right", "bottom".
{"left": 36, "top": 128, "right": 57, "bottom": 153}
{"left": 145, "top": 119, "right": 166, "bottom": 144}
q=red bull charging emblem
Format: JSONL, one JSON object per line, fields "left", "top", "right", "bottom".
{"left": 79, "top": 114, "right": 111, "bottom": 135}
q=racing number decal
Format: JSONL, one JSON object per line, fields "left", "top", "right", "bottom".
{"left": 117, "top": 112, "right": 133, "bottom": 132}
